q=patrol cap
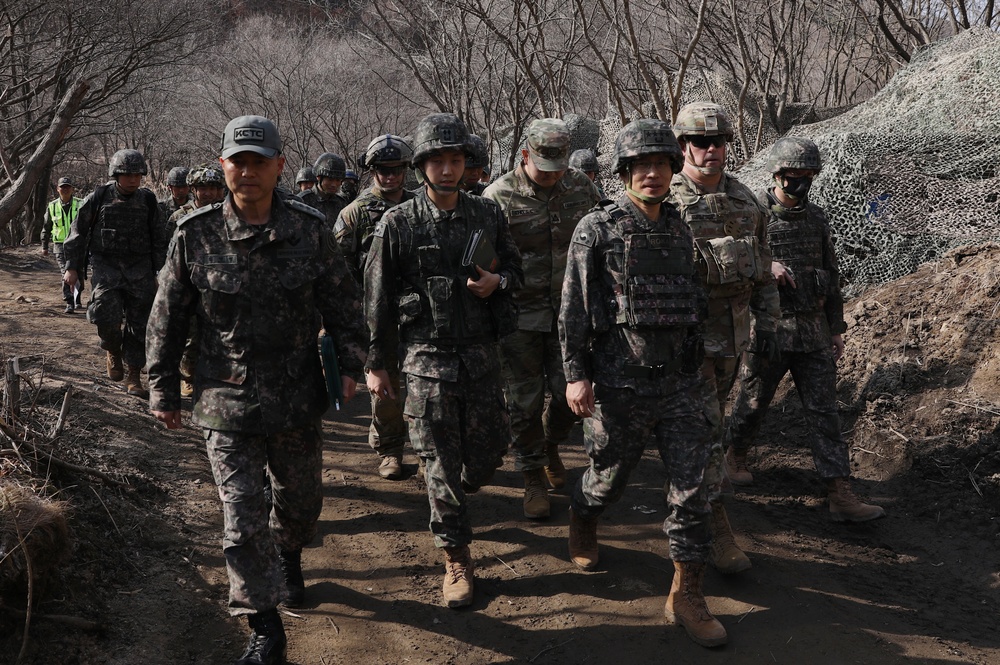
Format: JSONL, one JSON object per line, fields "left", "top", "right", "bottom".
{"left": 221, "top": 115, "right": 282, "bottom": 160}
{"left": 526, "top": 118, "right": 570, "bottom": 171}
{"left": 57, "top": 177, "right": 73, "bottom": 187}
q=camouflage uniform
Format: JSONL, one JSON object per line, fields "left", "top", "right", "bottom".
{"left": 63, "top": 181, "right": 166, "bottom": 369}
{"left": 335, "top": 185, "right": 415, "bottom": 461}
{"left": 297, "top": 187, "right": 348, "bottom": 228}
{"left": 146, "top": 194, "right": 367, "bottom": 614}
{"left": 727, "top": 191, "right": 850, "bottom": 479}
{"left": 560, "top": 194, "right": 712, "bottom": 561}
{"left": 365, "top": 190, "right": 523, "bottom": 547}
{"left": 483, "top": 155, "right": 599, "bottom": 473}
{"left": 670, "top": 171, "right": 780, "bottom": 498}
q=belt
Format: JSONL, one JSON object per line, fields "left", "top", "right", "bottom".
{"left": 623, "top": 358, "right": 683, "bottom": 379}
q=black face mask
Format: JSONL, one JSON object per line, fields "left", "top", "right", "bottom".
{"left": 778, "top": 175, "right": 812, "bottom": 201}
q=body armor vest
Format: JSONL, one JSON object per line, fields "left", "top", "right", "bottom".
{"left": 683, "top": 191, "right": 764, "bottom": 296}
{"left": 767, "top": 202, "right": 828, "bottom": 313}
{"left": 90, "top": 187, "right": 155, "bottom": 256}
{"left": 605, "top": 203, "right": 700, "bottom": 329}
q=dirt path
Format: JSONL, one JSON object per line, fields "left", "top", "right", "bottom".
{"left": 1, "top": 244, "right": 997, "bottom": 665}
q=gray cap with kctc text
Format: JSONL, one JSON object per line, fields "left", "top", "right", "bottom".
{"left": 526, "top": 118, "right": 570, "bottom": 171}
{"left": 221, "top": 115, "right": 282, "bottom": 159}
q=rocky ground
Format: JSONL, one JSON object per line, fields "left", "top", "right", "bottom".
{"left": 0, "top": 243, "right": 998, "bottom": 665}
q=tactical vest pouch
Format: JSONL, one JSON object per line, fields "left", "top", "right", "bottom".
{"left": 778, "top": 267, "right": 823, "bottom": 313}
{"left": 696, "top": 235, "right": 760, "bottom": 285}
{"left": 621, "top": 233, "right": 699, "bottom": 328}
{"left": 426, "top": 276, "right": 453, "bottom": 336}
{"left": 398, "top": 291, "right": 422, "bottom": 325}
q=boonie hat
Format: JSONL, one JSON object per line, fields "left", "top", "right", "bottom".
{"left": 57, "top": 177, "right": 73, "bottom": 187}
{"left": 526, "top": 118, "right": 570, "bottom": 172}
{"left": 221, "top": 115, "right": 282, "bottom": 160}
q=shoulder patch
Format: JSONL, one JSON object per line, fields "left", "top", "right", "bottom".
{"left": 572, "top": 225, "right": 598, "bottom": 247}
{"left": 177, "top": 202, "right": 222, "bottom": 227}
{"left": 286, "top": 198, "right": 326, "bottom": 222}
{"left": 373, "top": 220, "right": 387, "bottom": 238}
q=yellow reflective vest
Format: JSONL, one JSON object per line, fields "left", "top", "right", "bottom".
{"left": 48, "top": 197, "right": 81, "bottom": 243}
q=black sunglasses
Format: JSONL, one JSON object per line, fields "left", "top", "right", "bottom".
{"left": 688, "top": 135, "right": 727, "bottom": 149}
{"left": 374, "top": 164, "right": 406, "bottom": 176}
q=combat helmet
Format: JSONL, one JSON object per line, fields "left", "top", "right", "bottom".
{"left": 411, "top": 113, "right": 471, "bottom": 166}
{"left": 313, "top": 152, "right": 347, "bottom": 180}
{"left": 673, "top": 102, "right": 735, "bottom": 140}
{"left": 568, "top": 148, "right": 598, "bottom": 173}
{"left": 186, "top": 164, "right": 224, "bottom": 187}
{"left": 466, "top": 134, "right": 489, "bottom": 169}
{"left": 363, "top": 134, "right": 413, "bottom": 167}
{"left": 766, "top": 137, "right": 822, "bottom": 174}
{"left": 611, "top": 119, "right": 683, "bottom": 175}
{"left": 344, "top": 169, "right": 359, "bottom": 181}
{"left": 295, "top": 167, "right": 317, "bottom": 185}
{"left": 166, "top": 166, "right": 190, "bottom": 186}
{"left": 108, "top": 149, "right": 148, "bottom": 177}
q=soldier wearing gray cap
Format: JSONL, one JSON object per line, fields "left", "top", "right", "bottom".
{"left": 483, "top": 118, "right": 600, "bottom": 520}
{"left": 147, "top": 115, "right": 367, "bottom": 665}
{"left": 42, "top": 177, "right": 84, "bottom": 313}
{"left": 63, "top": 149, "right": 165, "bottom": 398}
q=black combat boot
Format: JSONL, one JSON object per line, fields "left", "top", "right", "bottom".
{"left": 235, "top": 608, "right": 286, "bottom": 665}
{"left": 278, "top": 549, "right": 305, "bottom": 608}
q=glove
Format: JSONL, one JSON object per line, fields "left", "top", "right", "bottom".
{"left": 681, "top": 334, "right": 705, "bottom": 375}
{"left": 754, "top": 330, "right": 780, "bottom": 364}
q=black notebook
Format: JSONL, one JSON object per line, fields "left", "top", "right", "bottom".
{"left": 461, "top": 227, "right": 500, "bottom": 278}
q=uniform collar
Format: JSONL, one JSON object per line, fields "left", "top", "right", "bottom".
{"left": 514, "top": 163, "right": 566, "bottom": 198}
{"left": 223, "top": 194, "right": 294, "bottom": 242}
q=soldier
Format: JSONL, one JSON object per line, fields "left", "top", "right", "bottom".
{"left": 42, "top": 177, "right": 84, "bottom": 313}
{"left": 62, "top": 149, "right": 166, "bottom": 398}
{"left": 298, "top": 152, "right": 349, "bottom": 224}
{"left": 335, "top": 134, "right": 416, "bottom": 479}
{"left": 461, "top": 134, "right": 490, "bottom": 195}
{"left": 295, "top": 167, "right": 316, "bottom": 193}
{"left": 159, "top": 166, "right": 193, "bottom": 220}
{"left": 168, "top": 164, "right": 227, "bottom": 226}
{"left": 568, "top": 148, "right": 606, "bottom": 199}
{"left": 364, "top": 112, "right": 522, "bottom": 608}
{"left": 147, "top": 115, "right": 367, "bottom": 665}
{"left": 561, "top": 119, "right": 725, "bottom": 648}
{"left": 670, "top": 102, "right": 780, "bottom": 575}
{"left": 483, "top": 118, "right": 600, "bottom": 519}
{"left": 340, "top": 168, "right": 361, "bottom": 202}
{"left": 727, "top": 137, "right": 885, "bottom": 522}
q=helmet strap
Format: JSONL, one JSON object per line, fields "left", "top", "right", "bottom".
{"left": 416, "top": 166, "right": 460, "bottom": 194}
{"left": 625, "top": 184, "right": 669, "bottom": 204}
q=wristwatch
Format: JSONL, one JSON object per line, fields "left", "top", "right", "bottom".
{"left": 498, "top": 273, "right": 508, "bottom": 291}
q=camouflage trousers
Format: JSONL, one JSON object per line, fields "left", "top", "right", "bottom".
{"left": 52, "top": 243, "right": 83, "bottom": 306}
{"left": 572, "top": 382, "right": 712, "bottom": 562}
{"left": 369, "top": 364, "right": 407, "bottom": 459}
{"left": 86, "top": 257, "right": 156, "bottom": 368}
{"left": 701, "top": 355, "right": 740, "bottom": 502}
{"left": 403, "top": 366, "right": 509, "bottom": 548}
{"left": 727, "top": 348, "right": 851, "bottom": 479}
{"left": 500, "top": 327, "right": 578, "bottom": 470}
{"left": 204, "top": 421, "right": 324, "bottom": 615}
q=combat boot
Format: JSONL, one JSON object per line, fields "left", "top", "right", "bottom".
{"left": 106, "top": 351, "right": 124, "bottom": 382}
{"left": 378, "top": 454, "right": 404, "bottom": 480}
{"left": 544, "top": 442, "right": 567, "bottom": 489}
{"left": 725, "top": 446, "right": 754, "bottom": 486}
{"left": 278, "top": 549, "right": 305, "bottom": 608}
{"left": 708, "top": 500, "right": 751, "bottom": 574}
{"left": 522, "top": 468, "right": 551, "bottom": 519}
{"left": 442, "top": 545, "right": 474, "bottom": 608}
{"left": 664, "top": 561, "right": 728, "bottom": 648}
{"left": 827, "top": 477, "right": 886, "bottom": 522}
{"left": 568, "top": 508, "right": 599, "bottom": 570}
{"left": 235, "top": 608, "right": 286, "bottom": 665}
{"left": 125, "top": 365, "right": 148, "bottom": 398}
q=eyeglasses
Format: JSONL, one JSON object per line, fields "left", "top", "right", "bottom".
{"left": 374, "top": 164, "right": 406, "bottom": 176}
{"left": 688, "top": 135, "right": 728, "bottom": 149}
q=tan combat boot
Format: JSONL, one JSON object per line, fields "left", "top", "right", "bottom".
{"left": 442, "top": 545, "right": 474, "bottom": 608}
{"left": 567, "top": 508, "right": 599, "bottom": 570}
{"left": 125, "top": 365, "right": 149, "bottom": 398}
{"left": 725, "top": 446, "right": 754, "bottom": 486}
{"left": 106, "top": 351, "right": 124, "bottom": 381}
{"left": 378, "top": 454, "right": 404, "bottom": 480}
{"left": 664, "top": 561, "right": 728, "bottom": 647}
{"left": 544, "top": 442, "right": 567, "bottom": 490}
{"left": 708, "top": 500, "right": 751, "bottom": 574}
{"left": 827, "top": 477, "right": 886, "bottom": 522}
{"left": 522, "top": 468, "right": 551, "bottom": 519}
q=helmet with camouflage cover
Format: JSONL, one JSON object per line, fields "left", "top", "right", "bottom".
{"left": 411, "top": 113, "right": 471, "bottom": 166}
{"left": 186, "top": 163, "right": 224, "bottom": 187}
{"left": 466, "top": 134, "right": 489, "bottom": 169}
{"left": 313, "top": 152, "right": 347, "bottom": 179}
{"left": 611, "top": 119, "right": 683, "bottom": 175}
{"left": 766, "top": 137, "right": 822, "bottom": 174}
{"left": 673, "top": 102, "right": 735, "bottom": 140}
{"left": 295, "top": 167, "right": 317, "bottom": 185}
{"left": 568, "top": 148, "right": 598, "bottom": 173}
{"left": 364, "top": 134, "right": 413, "bottom": 167}
{"left": 108, "top": 149, "right": 147, "bottom": 177}
{"left": 166, "top": 166, "right": 190, "bottom": 186}
{"left": 344, "top": 169, "right": 359, "bottom": 181}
